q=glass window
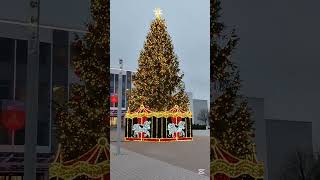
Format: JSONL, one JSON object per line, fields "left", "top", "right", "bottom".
{"left": 39, "top": 42, "right": 51, "bottom": 65}
{"left": 0, "top": 37, "right": 14, "bottom": 62}
{"left": 110, "top": 73, "right": 114, "bottom": 94}
{"left": 16, "top": 40, "right": 28, "bottom": 64}
{"left": 115, "top": 74, "right": 118, "bottom": 107}
{"left": 122, "top": 75, "right": 126, "bottom": 108}
{"left": 0, "top": 81, "right": 10, "bottom": 99}
{"left": 37, "top": 83, "right": 50, "bottom": 146}
{"left": 126, "top": 71, "right": 132, "bottom": 90}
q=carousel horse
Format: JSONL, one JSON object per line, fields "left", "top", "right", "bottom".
{"left": 167, "top": 121, "right": 186, "bottom": 137}
{"left": 132, "top": 121, "right": 151, "bottom": 137}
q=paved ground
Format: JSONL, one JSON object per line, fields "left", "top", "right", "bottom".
{"left": 111, "top": 128, "right": 210, "bottom": 177}
{"left": 110, "top": 144, "right": 209, "bottom": 180}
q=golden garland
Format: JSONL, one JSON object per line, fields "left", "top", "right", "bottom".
{"left": 211, "top": 137, "right": 264, "bottom": 179}
{"left": 49, "top": 161, "right": 109, "bottom": 179}
{"left": 49, "top": 137, "right": 109, "bottom": 179}
{"left": 211, "top": 160, "right": 264, "bottom": 179}
{"left": 125, "top": 111, "right": 192, "bottom": 119}
{"left": 126, "top": 104, "right": 192, "bottom": 119}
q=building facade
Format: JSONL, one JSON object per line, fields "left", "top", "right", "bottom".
{"left": 0, "top": 20, "right": 85, "bottom": 179}
{"left": 248, "top": 97, "right": 314, "bottom": 180}
{"left": 109, "top": 68, "right": 135, "bottom": 127}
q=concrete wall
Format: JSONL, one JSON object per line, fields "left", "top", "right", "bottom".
{"left": 266, "top": 119, "right": 313, "bottom": 180}
{"left": 0, "top": 0, "right": 90, "bottom": 30}
{"left": 221, "top": 0, "right": 320, "bottom": 152}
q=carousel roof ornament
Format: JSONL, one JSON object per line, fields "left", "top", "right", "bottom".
{"left": 125, "top": 104, "right": 192, "bottom": 119}
{"left": 49, "top": 137, "right": 110, "bottom": 179}
{"left": 211, "top": 137, "right": 264, "bottom": 179}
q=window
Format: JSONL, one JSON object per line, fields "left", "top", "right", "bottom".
{"left": 0, "top": 81, "right": 10, "bottom": 99}
{"left": 0, "top": 37, "right": 14, "bottom": 62}
{"left": 110, "top": 74, "right": 114, "bottom": 94}
{"left": 126, "top": 71, "right": 132, "bottom": 90}
{"left": 122, "top": 75, "right": 126, "bottom": 108}
{"left": 115, "top": 74, "right": 118, "bottom": 107}
{"left": 16, "top": 40, "right": 28, "bottom": 64}
{"left": 39, "top": 42, "right": 51, "bottom": 65}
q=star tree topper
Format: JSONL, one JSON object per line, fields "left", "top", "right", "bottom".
{"left": 153, "top": 8, "right": 162, "bottom": 19}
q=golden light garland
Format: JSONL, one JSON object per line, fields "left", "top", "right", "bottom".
{"left": 49, "top": 137, "right": 109, "bottom": 179}
{"left": 125, "top": 104, "right": 192, "bottom": 119}
{"left": 49, "top": 161, "right": 109, "bottom": 180}
{"left": 211, "top": 137, "right": 264, "bottom": 179}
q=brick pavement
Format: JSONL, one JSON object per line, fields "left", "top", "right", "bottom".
{"left": 110, "top": 144, "right": 209, "bottom": 180}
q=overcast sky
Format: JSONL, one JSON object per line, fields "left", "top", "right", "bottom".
{"left": 110, "top": 0, "right": 210, "bottom": 101}
{"left": 221, "top": 0, "right": 320, "bottom": 150}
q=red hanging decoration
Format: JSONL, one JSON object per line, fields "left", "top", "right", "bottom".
{"left": 1, "top": 104, "right": 25, "bottom": 131}
{"left": 110, "top": 95, "right": 118, "bottom": 103}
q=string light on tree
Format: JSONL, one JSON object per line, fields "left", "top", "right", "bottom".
{"left": 127, "top": 7, "right": 189, "bottom": 112}
{"left": 54, "top": 0, "right": 109, "bottom": 179}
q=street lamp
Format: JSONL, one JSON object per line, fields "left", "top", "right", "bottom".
{"left": 116, "top": 59, "right": 123, "bottom": 155}
{"left": 24, "top": 0, "right": 40, "bottom": 179}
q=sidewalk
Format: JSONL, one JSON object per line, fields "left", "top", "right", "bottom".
{"left": 110, "top": 144, "right": 209, "bottom": 180}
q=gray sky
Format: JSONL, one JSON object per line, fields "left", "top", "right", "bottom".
{"left": 110, "top": 0, "right": 210, "bottom": 101}
{"left": 221, "top": 0, "right": 320, "bottom": 150}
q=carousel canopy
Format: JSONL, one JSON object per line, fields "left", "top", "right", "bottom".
{"left": 49, "top": 137, "right": 109, "bottom": 180}
{"left": 211, "top": 137, "right": 264, "bottom": 179}
{"left": 125, "top": 104, "right": 192, "bottom": 119}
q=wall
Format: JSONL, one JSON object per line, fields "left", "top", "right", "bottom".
{"left": 266, "top": 119, "right": 313, "bottom": 180}
{"left": 0, "top": 0, "right": 90, "bottom": 31}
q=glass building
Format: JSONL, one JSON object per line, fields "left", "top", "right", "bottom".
{"left": 0, "top": 20, "right": 84, "bottom": 179}
{"left": 110, "top": 68, "right": 135, "bottom": 127}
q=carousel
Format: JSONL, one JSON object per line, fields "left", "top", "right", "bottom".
{"left": 211, "top": 137, "right": 264, "bottom": 180}
{"left": 49, "top": 137, "right": 110, "bottom": 180}
{"left": 125, "top": 104, "right": 193, "bottom": 142}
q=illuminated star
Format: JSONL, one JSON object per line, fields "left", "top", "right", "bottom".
{"left": 153, "top": 8, "right": 162, "bottom": 19}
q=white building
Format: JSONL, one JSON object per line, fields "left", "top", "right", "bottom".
{"left": 187, "top": 92, "right": 209, "bottom": 126}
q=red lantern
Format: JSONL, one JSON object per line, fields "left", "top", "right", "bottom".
{"left": 110, "top": 95, "right": 118, "bottom": 103}
{"left": 1, "top": 105, "right": 25, "bottom": 131}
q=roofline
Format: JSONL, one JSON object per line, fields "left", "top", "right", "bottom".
{"left": 110, "top": 67, "right": 137, "bottom": 73}
{"left": 0, "top": 18, "right": 86, "bottom": 33}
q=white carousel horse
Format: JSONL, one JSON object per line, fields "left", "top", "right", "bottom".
{"left": 167, "top": 121, "right": 186, "bottom": 137}
{"left": 132, "top": 121, "right": 151, "bottom": 138}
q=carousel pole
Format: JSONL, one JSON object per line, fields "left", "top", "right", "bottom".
{"left": 116, "top": 59, "right": 123, "bottom": 155}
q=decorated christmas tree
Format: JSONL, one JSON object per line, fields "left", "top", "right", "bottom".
{"left": 55, "top": 0, "right": 109, "bottom": 164}
{"left": 210, "top": 0, "right": 255, "bottom": 160}
{"left": 127, "top": 8, "right": 189, "bottom": 112}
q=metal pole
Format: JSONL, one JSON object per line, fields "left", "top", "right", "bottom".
{"left": 116, "top": 59, "right": 123, "bottom": 155}
{"left": 24, "top": 0, "right": 40, "bottom": 179}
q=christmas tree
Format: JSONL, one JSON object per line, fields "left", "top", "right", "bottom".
{"left": 127, "top": 8, "right": 189, "bottom": 112}
{"left": 55, "top": 0, "right": 109, "bottom": 164}
{"left": 210, "top": 0, "right": 255, "bottom": 160}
